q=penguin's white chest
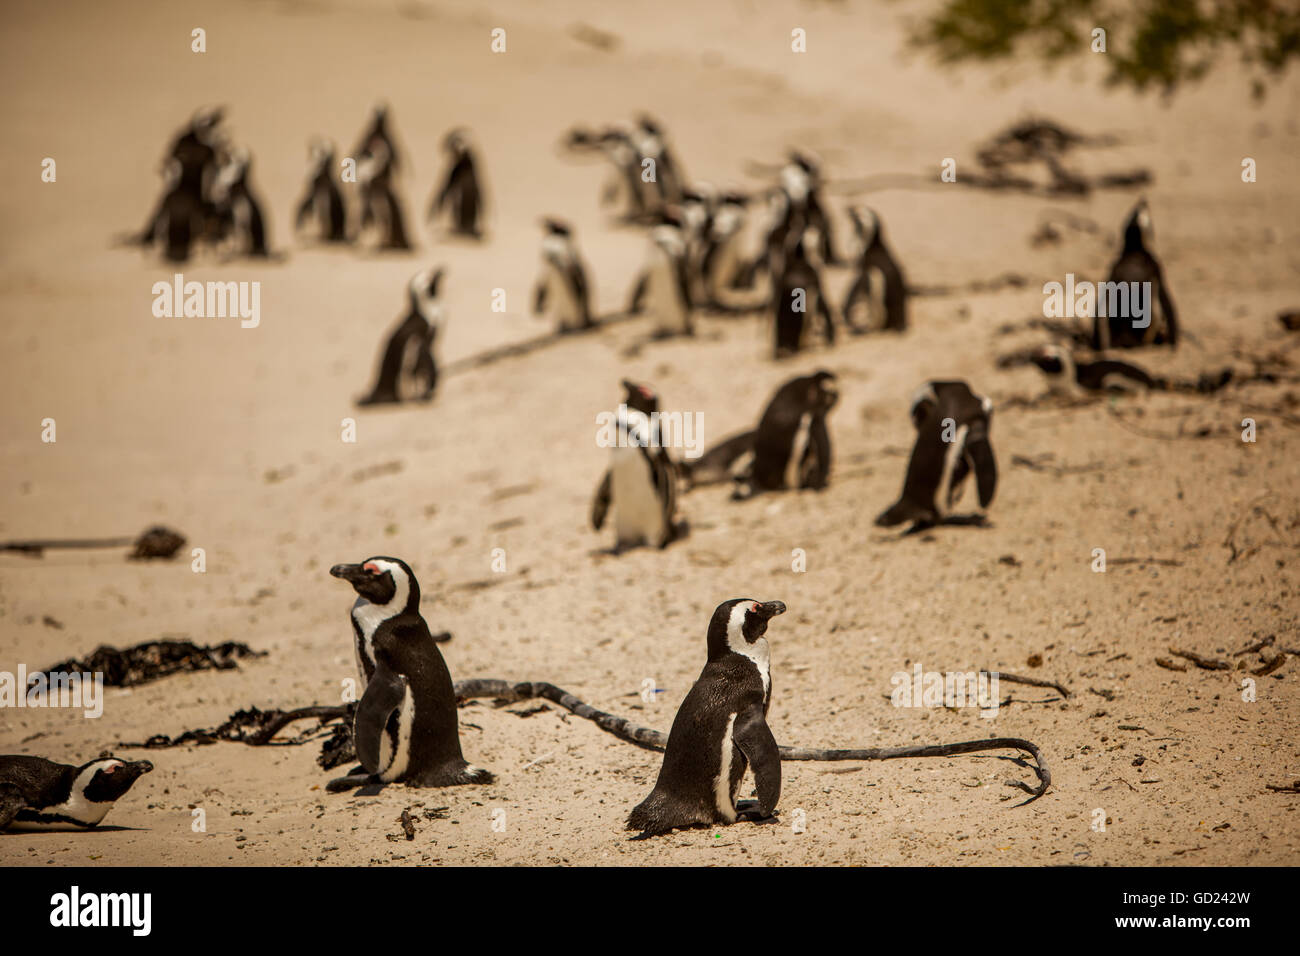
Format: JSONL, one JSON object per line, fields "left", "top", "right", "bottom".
{"left": 610, "top": 446, "right": 664, "bottom": 546}
{"left": 784, "top": 413, "right": 812, "bottom": 489}
{"left": 714, "top": 713, "right": 739, "bottom": 822}
{"left": 644, "top": 246, "right": 689, "bottom": 333}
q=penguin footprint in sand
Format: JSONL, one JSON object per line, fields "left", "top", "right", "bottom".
{"left": 627, "top": 599, "right": 787, "bottom": 838}
{"left": 327, "top": 557, "right": 492, "bottom": 791}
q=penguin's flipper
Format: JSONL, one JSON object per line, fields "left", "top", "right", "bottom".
{"left": 532, "top": 279, "right": 547, "bottom": 316}
{"left": 799, "top": 415, "right": 832, "bottom": 490}
{"left": 0, "top": 783, "right": 27, "bottom": 830}
{"left": 734, "top": 707, "right": 781, "bottom": 817}
{"left": 965, "top": 429, "right": 998, "bottom": 509}
{"left": 355, "top": 670, "right": 409, "bottom": 775}
{"left": 591, "top": 470, "right": 612, "bottom": 530}
{"left": 817, "top": 287, "right": 836, "bottom": 345}
{"left": 627, "top": 272, "right": 648, "bottom": 315}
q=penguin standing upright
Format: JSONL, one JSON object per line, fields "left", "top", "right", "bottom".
{"left": 698, "top": 191, "right": 751, "bottom": 310}
{"left": 876, "top": 380, "right": 997, "bottom": 529}
{"left": 843, "top": 206, "right": 907, "bottom": 333}
{"left": 733, "top": 370, "right": 838, "bottom": 498}
{"left": 592, "top": 380, "right": 681, "bottom": 551}
{"left": 295, "top": 139, "right": 348, "bottom": 242}
{"left": 1093, "top": 199, "right": 1179, "bottom": 349}
{"left": 533, "top": 219, "right": 593, "bottom": 332}
{"left": 326, "top": 557, "right": 492, "bottom": 791}
{"left": 428, "top": 129, "right": 485, "bottom": 239}
{"left": 772, "top": 228, "right": 836, "bottom": 358}
{"left": 631, "top": 115, "right": 685, "bottom": 216}
{"left": 356, "top": 140, "right": 411, "bottom": 250}
{"left": 358, "top": 268, "right": 444, "bottom": 406}
{"left": 211, "top": 148, "right": 270, "bottom": 257}
{"left": 627, "top": 598, "right": 786, "bottom": 837}
{"left": 134, "top": 106, "right": 225, "bottom": 259}
{"left": 0, "top": 754, "right": 153, "bottom": 831}
{"left": 628, "top": 212, "right": 693, "bottom": 337}
{"left": 352, "top": 105, "right": 401, "bottom": 173}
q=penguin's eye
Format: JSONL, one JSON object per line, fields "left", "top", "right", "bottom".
{"left": 364, "top": 562, "right": 381, "bottom": 574}
{"left": 102, "top": 764, "right": 117, "bottom": 775}
{"left": 750, "top": 603, "right": 759, "bottom": 613}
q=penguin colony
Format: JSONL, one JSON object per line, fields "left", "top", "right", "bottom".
{"left": 9, "top": 95, "right": 1202, "bottom": 841}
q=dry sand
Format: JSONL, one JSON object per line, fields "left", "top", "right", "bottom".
{"left": 1, "top": 0, "right": 1297, "bottom": 866}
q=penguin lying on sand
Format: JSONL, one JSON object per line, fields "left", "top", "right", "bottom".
{"left": 628, "top": 598, "right": 786, "bottom": 837}
{"left": 1, "top": 754, "right": 152, "bottom": 831}
{"left": 876, "top": 381, "right": 997, "bottom": 530}
{"left": 357, "top": 268, "right": 444, "bottom": 406}
{"left": 592, "top": 380, "right": 682, "bottom": 551}
{"left": 327, "top": 557, "right": 493, "bottom": 791}
{"left": 1092, "top": 198, "right": 1179, "bottom": 349}
{"left": 1029, "top": 344, "right": 1162, "bottom": 396}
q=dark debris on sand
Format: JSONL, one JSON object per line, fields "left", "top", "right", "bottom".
{"left": 41, "top": 638, "right": 266, "bottom": 688}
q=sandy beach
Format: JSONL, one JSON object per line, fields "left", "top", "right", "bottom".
{"left": 1, "top": 0, "right": 1297, "bottom": 866}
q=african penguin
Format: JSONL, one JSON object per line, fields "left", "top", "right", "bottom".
{"left": 352, "top": 104, "right": 401, "bottom": 174}
{"left": 211, "top": 147, "right": 270, "bottom": 257}
{"left": 327, "top": 557, "right": 492, "bottom": 791}
{"left": 0, "top": 754, "right": 152, "bottom": 831}
{"left": 876, "top": 380, "right": 997, "bottom": 529}
{"left": 134, "top": 106, "right": 224, "bottom": 256}
{"left": 533, "top": 219, "right": 594, "bottom": 332}
{"left": 843, "top": 206, "right": 907, "bottom": 332}
{"left": 772, "top": 228, "right": 836, "bottom": 358}
{"left": 592, "top": 380, "right": 681, "bottom": 551}
{"left": 698, "top": 191, "right": 751, "bottom": 309}
{"left": 631, "top": 115, "right": 685, "bottom": 215}
{"left": 294, "top": 139, "right": 348, "bottom": 242}
{"left": 1030, "top": 344, "right": 1163, "bottom": 396}
{"left": 358, "top": 268, "right": 444, "bottom": 406}
{"left": 733, "top": 370, "right": 837, "bottom": 499}
{"left": 428, "top": 128, "right": 485, "bottom": 239}
{"left": 357, "top": 139, "right": 412, "bottom": 251}
{"left": 1092, "top": 198, "right": 1179, "bottom": 349}
{"left": 627, "top": 211, "right": 693, "bottom": 337}
{"left": 627, "top": 598, "right": 786, "bottom": 837}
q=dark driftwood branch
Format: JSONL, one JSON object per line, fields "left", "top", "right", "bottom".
{"left": 128, "top": 679, "right": 1053, "bottom": 805}
{"left": 981, "top": 670, "right": 1072, "bottom": 699}
{"left": 455, "top": 680, "right": 1051, "bottom": 805}
{"left": 1168, "top": 647, "right": 1231, "bottom": 671}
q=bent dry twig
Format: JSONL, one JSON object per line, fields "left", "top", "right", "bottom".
{"left": 129, "top": 680, "right": 1053, "bottom": 805}
{"left": 456, "top": 680, "right": 1052, "bottom": 805}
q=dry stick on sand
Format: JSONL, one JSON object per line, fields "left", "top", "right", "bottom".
{"left": 980, "top": 670, "right": 1071, "bottom": 699}
{"left": 440, "top": 311, "right": 640, "bottom": 376}
{"left": 1167, "top": 647, "right": 1231, "bottom": 671}
{"left": 454, "top": 680, "right": 1051, "bottom": 805}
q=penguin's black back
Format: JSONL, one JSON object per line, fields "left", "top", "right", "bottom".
{"left": 0, "top": 755, "right": 74, "bottom": 807}
{"left": 628, "top": 654, "right": 766, "bottom": 834}
{"left": 370, "top": 613, "right": 468, "bottom": 776}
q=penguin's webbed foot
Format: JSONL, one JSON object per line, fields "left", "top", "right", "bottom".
{"left": 326, "top": 773, "right": 378, "bottom": 793}
{"left": 735, "top": 801, "right": 780, "bottom": 825}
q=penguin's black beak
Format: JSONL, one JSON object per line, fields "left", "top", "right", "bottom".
{"left": 756, "top": 601, "right": 787, "bottom": 620}
{"left": 124, "top": 760, "right": 154, "bottom": 779}
{"left": 330, "top": 563, "right": 369, "bottom": 584}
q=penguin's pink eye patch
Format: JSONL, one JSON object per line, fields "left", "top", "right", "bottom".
{"left": 364, "top": 562, "right": 381, "bottom": 574}
{"left": 750, "top": 603, "right": 759, "bottom": 613}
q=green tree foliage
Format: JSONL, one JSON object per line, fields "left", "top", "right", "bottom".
{"left": 911, "top": 0, "right": 1300, "bottom": 98}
